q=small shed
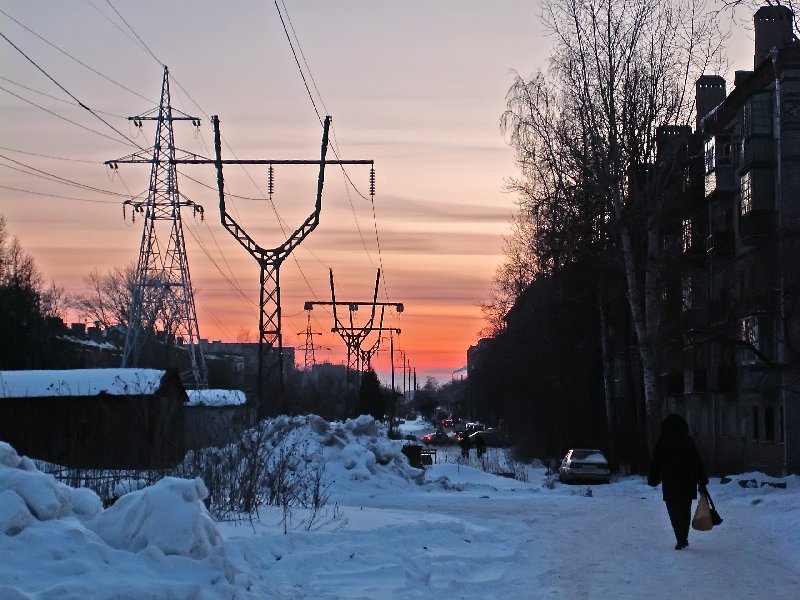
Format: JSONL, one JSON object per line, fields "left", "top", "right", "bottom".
{"left": 184, "top": 389, "right": 253, "bottom": 450}
{"left": 0, "top": 368, "right": 187, "bottom": 469}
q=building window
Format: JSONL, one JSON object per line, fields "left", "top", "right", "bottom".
{"left": 705, "top": 139, "right": 715, "bottom": 174}
{"left": 740, "top": 172, "right": 753, "bottom": 215}
{"left": 741, "top": 316, "right": 759, "bottom": 351}
{"left": 764, "top": 406, "right": 775, "bottom": 442}
{"left": 682, "top": 275, "right": 693, "bottom": 310}
{"left": 752, "top": 405, "right": 760, "bottom": 442}
{"left": 719, "top": 139, "right": 733, "bottom": 166}
{"left": 743, "top": 93, "right": 773, "bottom": 137}
{"left": 683, "top": 219, "right": 693, "bottom": 252}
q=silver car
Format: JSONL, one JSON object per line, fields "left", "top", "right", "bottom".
{"left": 558, "top": 449, "right": 611, "bottom": 484}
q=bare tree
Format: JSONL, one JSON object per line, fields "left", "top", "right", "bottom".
{"left": 499, "top": 0, "right": 724, "bottom": 450}
{"left": 71, "top": 265, "right": 136, "bottom": 329}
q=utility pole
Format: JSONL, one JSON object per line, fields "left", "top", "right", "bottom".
{"left": 106, "top": 65, "right": 206, "bottom": 388}
{"left": 305, "top": 269, "right": 402, "bottom": 385}
{"left": 398, "top": 349, "right": 407, "bottom": 405}
{"left": 173, "top": 114, "right": 372, "bottom": 415}
{"left": 390, "top": 332, "right": 396, "bottom": 398}
{"left": 387, "top": 331, "right": 401, "bottom": 436}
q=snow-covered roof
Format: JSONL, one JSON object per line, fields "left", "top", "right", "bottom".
{"left": 56, "top": 335, "right": 118, "bottom": 351}
{"left": 0, "top": 369, "right": 169, "bottom": 399}
{"left": 185, "top": 389, "right": 246, "bottom": 407}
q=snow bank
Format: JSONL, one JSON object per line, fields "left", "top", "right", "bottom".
{"left": 232, "top": 414, "right": 422, "bottom": 485}
{"left": 0, "top": 443, "right": 245, "bottom": 598}
{"left": 1, "top": 442, "right": 228, "bottom": 560}
{"left": 0, "top": 442, "right": 101, "bottom": 532}
{"left": 313, "top": 415, "right": 422, "bottom": 484}
{"left": 88, "top": 477, "right": 223, "bottom": 559}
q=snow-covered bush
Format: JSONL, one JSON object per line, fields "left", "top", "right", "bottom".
{"left": 178, "top": 414, "right": 419, "bottom": 522}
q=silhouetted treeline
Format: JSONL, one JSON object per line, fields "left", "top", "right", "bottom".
{"left": 468, "top": 262, "right": 609, "bottom": 462}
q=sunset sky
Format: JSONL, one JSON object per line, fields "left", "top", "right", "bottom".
{"left": 0, "top": 1, "right": 751, "bottom": 384}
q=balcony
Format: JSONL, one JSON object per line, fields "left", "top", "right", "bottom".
{"left": 739, "top": 137, "right": 774, "bottom": 171}
{"left": 706, "top": 231, "right": 735, "bottom": 257}
{"left": 704, "top": 166, "right": 737, "bottom": 199}
{"left": 739, "top": 209, "right": 774, "bottom": 244}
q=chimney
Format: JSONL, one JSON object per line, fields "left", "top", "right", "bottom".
{"left": 695, "top": 75, "right": 726, "bottom": 131}
{"left": 754, "top": 5, "right": 794, "bottom": 68}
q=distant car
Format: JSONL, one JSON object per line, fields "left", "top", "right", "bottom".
{"left": 468, "top": 429, "right": 510, "bottom": 448}
{"left": 558, "top": 449, "right": 611, "bottom": 484}
{"left": 420, "top": 431, "right": 453, "bottom": 445}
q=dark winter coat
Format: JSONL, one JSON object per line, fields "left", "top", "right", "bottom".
{"left": 647, "top": 414, "right": 708, "bottom": 501}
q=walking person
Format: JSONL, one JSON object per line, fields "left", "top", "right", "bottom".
{"left": 473, "top": 432, "right": 486, "bottom": 458}
{"left": 459, "top": 433, "right": 472, "bottom": 460}
{"left": 648, "top": 413, "right": 709, "bottom": 550}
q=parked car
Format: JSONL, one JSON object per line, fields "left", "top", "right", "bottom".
{"left": 558, "top": 449, "right": 611, "bottom": 484}
{"left": 468, "top": 428, "right": 510, "bottom": 448}
{"left": 420, "top": 431, "right": 453, "bottom": 445}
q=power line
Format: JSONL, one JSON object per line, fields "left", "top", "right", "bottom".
{"left": 0, "top": 75, "right": 127, "bottom": 118}
{"left": 104, "top": 0, "right": 162, "bottom": 66}
{"left": 274, "top": 0, "right": 322, "bottom": 125}
{"left": 183, "top": 217, "right": 254, "bottom": 308}
{"left": 0, "top": 84, "right": 136, "bottom": 146}
{"left": 0, "top": 184, "right": 121, "bottom": 204}
{"left": 272, "top": 1, "right": 390, "bottom": 301}
{"left": 0, "top": 144, "right": 101, "bottom": 164}
{"left": 84, "top": 0, "right": 143, "bottom": 54}
{"left": 97, "top": 1, "right": 348, "bottom": 342}
{"left": 0, "top": 153, "right": 131, "bottom": 197}
{"left": 0, "top": 32, "right": 144, "bottom": 148}
{"left": 0, "top": 7, "right": 153, "bottom": 103}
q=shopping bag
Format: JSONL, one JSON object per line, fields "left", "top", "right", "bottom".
{"left": 691, "top": 493, "right": 713, "bottom": 531}
{"left": 706, "top": 490, "right": 723, "bottom": 526}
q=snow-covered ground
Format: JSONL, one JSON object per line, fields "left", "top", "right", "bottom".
{"left": 1, "top": 416, "right": 798, "bottom": 599}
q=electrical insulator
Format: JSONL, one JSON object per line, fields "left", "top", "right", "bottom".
{"left": 268, "top": 164, "right": 275, "bottom": 199}
{"left": 369, "top": 167, "right": 375, "bottom": 197}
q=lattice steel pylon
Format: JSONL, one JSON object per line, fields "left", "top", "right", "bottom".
{"left": 297, "top": 313, "right": 327, "bottom": 371}
{"left": 105, "top": 66, "right": 207, "bottom": 388}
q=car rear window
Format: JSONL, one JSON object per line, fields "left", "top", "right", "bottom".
{"left": 572, "top": 450, "right": 606, "bottom": 461}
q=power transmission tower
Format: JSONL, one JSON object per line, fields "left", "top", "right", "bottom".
{"left": 305, "top": 269, "right": 402, "bottom": 383}
{"left": 297, "top": 313, "right": 327, "bottom": 370}
{"left": 171, "top": 114, "right": 372, "bottom": 413}
{"left": 105, "top": 66, "right": 207, "bottom": 388}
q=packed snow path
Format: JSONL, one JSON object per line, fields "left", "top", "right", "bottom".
{"left": 221, "top": 463, "right": 799, "bottom": 599}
